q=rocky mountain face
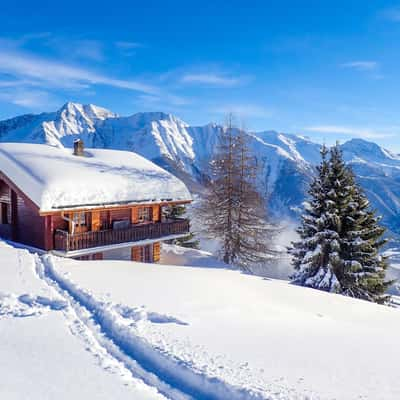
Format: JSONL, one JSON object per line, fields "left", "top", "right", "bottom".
{"left": 1, "top": 102, "right": 400, "bottom": 239}
{"left": 0, "top": 102, "right": 117, "bottom": 146}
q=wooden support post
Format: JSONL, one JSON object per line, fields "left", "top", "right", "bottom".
{"left": 152, "top": 205, "right": 160, "bottom": 222}
{"left": 131, "top": 207, "right": 138, "bottom": 224}
{"left": 91, "top": 211, "right": 100, "bottom": 231}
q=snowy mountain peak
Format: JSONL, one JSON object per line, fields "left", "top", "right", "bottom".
{"left": 252, "top": 130, "right": 322, "bottom": 165}
{"left": 1, "top": 102, "right": 400, "bottom": 237}
{"left": 342, "top": 138, "right": 400, "bottom": 163}
{"left": 0, "top": 102, "right": 118, "bottom": 147}
{"left": 94, "top": 110, "right": 195, "bottom": 172}
{"left": 34, "top": 102, "right": 117, "bottom": 147}
{"left": 57, "top": 102, "right": 117, "bottom": 121}
{"left": 127, "top": 111, "right": 189, "bottom": 127}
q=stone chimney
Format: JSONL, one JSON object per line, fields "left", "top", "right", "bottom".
{"left": 73, "top": 139, "right": 84, "bottom": 156}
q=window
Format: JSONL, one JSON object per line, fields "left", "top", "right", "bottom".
{"left": 138, "top": 207, "right": 151, "bottom": 223}
{"left": 0, "top": 202, "right": 9, "bottom": 224}
{"left": 73, "top": 212, "right": 87, "bottom": 226}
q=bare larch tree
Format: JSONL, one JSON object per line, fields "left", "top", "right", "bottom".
{"left": 200, "top": 114, "right": 278, "bottom": 270}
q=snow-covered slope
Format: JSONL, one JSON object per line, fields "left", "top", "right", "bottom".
{"left": 2, "top": 102, "right": 400, "bottom": 235}
{"left": 0, "top": 241, "right": 166, "bottom": 400}
{"left": 4, "top": 239, "right": 400, "bottom": 399}
{"left": 50, "top": 245, "right": 400, "bottom": 400}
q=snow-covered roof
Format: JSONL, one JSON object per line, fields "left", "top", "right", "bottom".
{"left": 0, "top": 143, "right": 191, "bottom": 212}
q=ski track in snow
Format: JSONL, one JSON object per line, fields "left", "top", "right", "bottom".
{"left": 2, "top": 243, "right": 320, "bottom": 400}
{"left": 1, "top": 246, "right": 167, "bottom": 399}
{"left": 39, "top": 254, "right": 279, "bottom": 400}
{"left": 28, "top": 253, "right": 167, "bottom": 399}
{"left": 32, "top": 254, "right": 183, "bottom": 400}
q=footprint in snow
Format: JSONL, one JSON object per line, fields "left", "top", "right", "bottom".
{"left": 18, "top": 294, "right": 68, "bottom": 311}
{"left": 114, "top": 304, "right": 188, "bottom": 326}
{"left": 0, "top": 293, "right": 67, "bottom": 319}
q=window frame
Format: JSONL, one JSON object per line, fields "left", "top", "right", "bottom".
{"left": 73, "top": 211, "right": 87, "bottom": 227}
{"left": 137, "top": 207, "right": 151, "bottom": 223}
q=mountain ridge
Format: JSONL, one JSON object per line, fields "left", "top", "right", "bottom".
{"left": 1, "top": 102, "right": 399, "bottom": 240}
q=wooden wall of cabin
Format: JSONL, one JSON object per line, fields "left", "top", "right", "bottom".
{"left": 131, "top": 242, "right": 160, "bottom": 263}
{"left": 63, "top": 205, "right": 162, "bottom": 235}
{"left": 0, "top": 175, "right": 45, "bottom": 247}
{"left": 100, "top": 205, "right": 162, "bottom": 230}
{"left": 0, "top": 175, "right": 70, "bottom": 250}
{"left": 14, "top": 191, "right": 47, "bottom": 249}
{"left": 48, "top": 214, "right": 69, "bottom": 249}
{"left": 1, "top": 171, "right": 184, "bottom": 252}
{"left": 0, "top": 176, "right": 45, "bottom": 247}
{"left": 109, "top": 208, "right": 131, "bottom": 223}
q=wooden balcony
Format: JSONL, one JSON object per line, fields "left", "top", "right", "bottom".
{"left": 54, "top": 219, "right": 189, "bottom": 252}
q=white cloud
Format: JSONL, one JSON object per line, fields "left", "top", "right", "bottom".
{"left": 181, "top": 73, "right": 242, "bottom": 87}
{"left": 0, "top": 49, "right": 158, "bottom": 94}
{"left": 304, "top": 125, "right": 395, "bottom": 139}
{"left": 0, "top": 88, "right": 59, "bottom": 109}
{"left": 0, "top": 79, "right": 34, "bottom": 88}
{"left": 340, "top": 61, "right": 378, "bottom": 71}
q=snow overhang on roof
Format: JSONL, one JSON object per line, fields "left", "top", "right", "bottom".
{"left": 0, "top": 143, "right": 192, "bottom": 212}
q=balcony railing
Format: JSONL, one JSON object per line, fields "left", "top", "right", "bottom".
{"left": 54, "top": 219, "right": 189, "bottom": 252}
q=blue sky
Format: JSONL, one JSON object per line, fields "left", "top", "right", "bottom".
{"left": 1, "top": 1, "right": 400, "bottom": 150}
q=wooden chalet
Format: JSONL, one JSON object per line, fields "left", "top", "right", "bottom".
{"left": 0, "top": 141, "right": 191, "bottom": 262}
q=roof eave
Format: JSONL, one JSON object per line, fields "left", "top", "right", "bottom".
{"left": 39, "top": 198, "right": 192, "bottom": 216}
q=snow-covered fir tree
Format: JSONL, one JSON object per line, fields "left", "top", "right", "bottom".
{"left": 290, "top": 144, "right": 392, "bottom": 303}
{"left": 290, "top": 145, "right": 342, "bottom": 291}
{"left": 200, "top": 115, "right": 277, "bottom": 269}
{"left": 330, "top": 146, "right": 392, "bottom": 303}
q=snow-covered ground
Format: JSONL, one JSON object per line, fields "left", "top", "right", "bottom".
{"left": 160, "top": 243, "right": 229, "bottom": 269}
{"left": 383, "top": 248, "right": 400, "bottom": 295}
{"left": 0, "top": 241, "right": 167, "bottom": 400}
{"left": 49, "top": 246, "right": 400, "bottom": 399}
{"left": 2, "top": 240, "right": 400, "bottom": 399}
